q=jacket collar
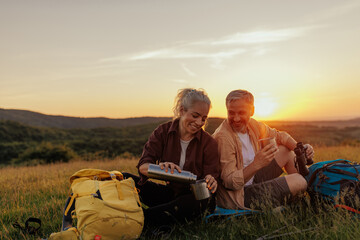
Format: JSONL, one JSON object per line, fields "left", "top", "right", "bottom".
{"left": 222, "top": 119, "right": 239, "bottom": 139}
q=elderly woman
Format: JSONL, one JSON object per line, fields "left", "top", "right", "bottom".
{"left": 124, "top": 88, "right": 219, "bottom": 228}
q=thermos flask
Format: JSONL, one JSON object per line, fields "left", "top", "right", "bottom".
{"left": 147, "top": 164, "right": 211, "bottom": 200}
{"left": 147, "top": 164, "right": 197, "bottom": 183}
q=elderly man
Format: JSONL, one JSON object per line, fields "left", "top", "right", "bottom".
{"left": 213, "top": 89, "right": 314, "bottom": 209}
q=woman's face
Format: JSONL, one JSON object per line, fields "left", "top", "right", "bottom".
{"left": 179, "top": 101, "right": 210, "bottom": 137}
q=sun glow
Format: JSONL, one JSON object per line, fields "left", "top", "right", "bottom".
{"left": 253, "top": 94, "right": 278, "bottom": 119}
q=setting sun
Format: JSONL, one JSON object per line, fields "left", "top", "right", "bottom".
{"left": 253, "top": 94, "right": 278, "bottom": 119}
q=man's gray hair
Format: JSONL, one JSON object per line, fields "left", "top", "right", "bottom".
{"left": 226, "top": 89, "right": 254, "bottom": 106}
{"left": 173, "top": 88, "right": 211, "bottom": 118}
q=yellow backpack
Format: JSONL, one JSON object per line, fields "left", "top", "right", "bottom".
{"left": 49, "top": 227, "right": 79, "bottom": 240}
{"left": 63, "top": 169, "right": 144, "bottom": 240}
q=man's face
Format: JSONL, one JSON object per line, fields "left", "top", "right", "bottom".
{"left": 227, "top": 99, "right": 254, "bottom": 133}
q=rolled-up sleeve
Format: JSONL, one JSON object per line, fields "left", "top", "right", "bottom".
{"left": 258, "top": 122, "right": 297, "bottom": 150}
{"left": 215, "top": 135, "right": 244, "bottom": 190}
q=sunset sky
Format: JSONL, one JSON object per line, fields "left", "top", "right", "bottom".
{"left": 1, "top": 0, "right": 359, "bottom": 121}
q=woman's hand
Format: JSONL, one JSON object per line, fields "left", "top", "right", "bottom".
{"left": 159, "top": 162, "right": 182, "bottom": 174}
{"left": 205, "top": 174, "right": 217, "bottom": 193}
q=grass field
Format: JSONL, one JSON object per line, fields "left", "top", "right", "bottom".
{"left": 1, "top": 146, "right": 360, "bottom": 239}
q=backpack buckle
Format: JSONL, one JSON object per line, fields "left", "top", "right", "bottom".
{"left": 110, "top": 173, "right": 116, "bottom": 180}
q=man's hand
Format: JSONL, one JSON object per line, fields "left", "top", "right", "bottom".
{"left": 304, "top": 144, "right": 315, "bottom": 159}
{"left": 204, "top": 174, "right": 217, "bottom": 193}
{"left": 253, "top": 142, "right": 279, "bottom": 169}
{"left": 159, "top": 162, "right": 182, "bottom": 174}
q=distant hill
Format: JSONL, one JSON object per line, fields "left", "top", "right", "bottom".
{"left": 1, "top": 108, "right": 360, "bottom": 130}
{"left": 0, "top": 108, "right": 171, "bottom": 129}
{"left": 264, "top": 118, "right": 360, "bottom": 128}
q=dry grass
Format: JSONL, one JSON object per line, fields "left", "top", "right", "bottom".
{"left": 0, "top": 157, "right": 139, "bottom": 240}
{"left": 1, "top": 146, "right": 360, "bottom": 239}
{"left": 314, "top": 145, "right": 360, "bottom": 163}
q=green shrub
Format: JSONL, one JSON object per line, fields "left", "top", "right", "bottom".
{"left": 0, "top": 142, "right": 30, "bottom": 165}
{"left": 16, "top": 142, "right": 77, "bottom": 165}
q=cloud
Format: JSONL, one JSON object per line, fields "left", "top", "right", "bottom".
{"left": 253, "top": 48, "right": 269, "bottom": 56}
{"left": 128, "top": 48, "right": 247, "bottom": 68}
{"left": 181, "top": 64, "right": 197, "bottom": 77}
{"left": 129, "top": 48, "right": 246, "bottom": 60}
{"left": 130, "top": 49, "right": 177, "bottom": 60}
{"left": 131, "top": 49, "right": 204, "bottom": 60}
{"left": 99, "top": 26, "right": 316, "bottom": 68}
{"left": 208, "top": 49, "right": 248, "bottom": 69}
{"left": 212, "top": 27, "right": 312, "bottom": 45}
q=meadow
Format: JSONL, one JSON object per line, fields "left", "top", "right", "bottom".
{"left": 2, "top": 145, "right": 360, "bottom": 239}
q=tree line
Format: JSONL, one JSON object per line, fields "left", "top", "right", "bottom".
{"left": 0, "top": 120, "right": 165, "bottom": 166}
{"left": 1, "top": 119, "right": 359, "bottom": 166}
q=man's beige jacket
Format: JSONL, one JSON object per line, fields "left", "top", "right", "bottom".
{"left": 212, "top": 118, "right": 297, "bottom": 209}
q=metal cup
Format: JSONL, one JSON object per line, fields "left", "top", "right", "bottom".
{"left": 190, "top": 179, "right": 211, "bottom": 200}
{"left": 258, "top": 137, "right": 276, "bottom": 149}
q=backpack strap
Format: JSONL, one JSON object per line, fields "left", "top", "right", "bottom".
{"left": 25, "top": 217, "right": 41, "bottom": 235}
{"left": 334, "top": 204, "right": 360, "bottom": 214}
{"left": 66, "top": 172, "right": 125, "bottom": 215}
{"left": 308, "top": 160, "right": 351, "bottom": 186}
{"left": 116, "top": 181, "right": 124, "bottom": 200}
{"left": 108, "top": 172, "right": 124, "bottom": 200}
{"left": 329, "top": 179, "right": 358, "bottom": 185}
{"left": 64, "top": 193, "right": 78, "bottom": 216}
{"left": 326, "top": 168, "right": 360, "bottom": 180}
{"left": 64, "top": 190, "right": 97, "bottom": 216}
{"left": 12, "top": 217, "right": 41, "bottom": 235}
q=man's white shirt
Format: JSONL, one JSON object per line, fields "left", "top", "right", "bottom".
{"left": 237, "top": 132, "right": 255, "bottom": 186}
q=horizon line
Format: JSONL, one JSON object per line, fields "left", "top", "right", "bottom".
{"left": 1, "top": 107, "right": 359, "bottom": 123}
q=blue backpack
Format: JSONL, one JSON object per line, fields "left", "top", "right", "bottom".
{"left": 305, "top": 159, "right": 360, "bottom": 213}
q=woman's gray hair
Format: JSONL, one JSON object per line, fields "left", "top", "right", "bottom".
{"left": 173, "top": 88, "right": 211, "bottom": 118}
{"left": 226, "top": 89, "right": 254, "bottom": 106}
